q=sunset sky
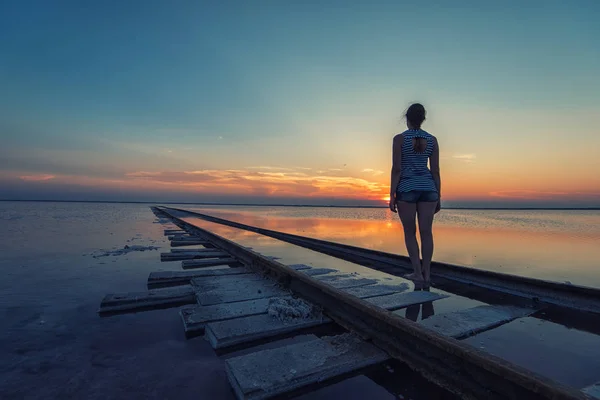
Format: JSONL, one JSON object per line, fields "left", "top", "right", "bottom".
{"left": 1, "top": 1, "right": 599, "bottom": 207}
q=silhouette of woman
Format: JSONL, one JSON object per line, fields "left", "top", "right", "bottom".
{"left": 389, "top": 103, "right": 441, "bottom": 286}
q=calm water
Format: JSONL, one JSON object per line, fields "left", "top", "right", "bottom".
{"left": 0, "top": 202, "right": 240, "bottom": 399}
{"left": 0, "top": 201, "right": 447, "bottom": 399}
{"left": 2, "top": 201, "right": 600, "bottom": 398}
{"left": 2, "top": 202, "right": 599, "bottom": 287}
{"left": 183, "top": 205, "right": 600, "bottom": 288}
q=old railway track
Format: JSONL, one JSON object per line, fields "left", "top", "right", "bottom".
{"left": 98, "top": 206, "right": 599, "bottom": 400}
{"left": 161, "top": 206, "right": 600, "bottom": 331}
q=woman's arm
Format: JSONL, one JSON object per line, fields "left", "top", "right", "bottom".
{"left": 389, "top": 134, "right": 403, "bottom": 212}
{"left": 430, "top": 137, "right": 441, "bottom": 212}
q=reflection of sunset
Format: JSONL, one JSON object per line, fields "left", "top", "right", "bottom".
{"left": 184, "top": 210, "right": 600, "bottom": 287}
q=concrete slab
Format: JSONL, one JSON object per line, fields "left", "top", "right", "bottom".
{"left": 314, "top": 273, "right": 354, "bottom": 281}
{"left": 198, "top": 283, "right": 289, "bottom": 306}
{"left": 287, "top": 264, "right": 314, "bottom": 271}
{"left": 225, "top": 333, "right": 389, "bottom": 400}
{"left": 302, "top": 268, "right": 339, "bottom": 276}
{"left": 164, "top": 229, "right": 186, "bottom": 235}
{"left": 420, "top": 305, "right": 536, "bottom": 339}
{"left": 342, "top": 283, "right": 410, "bottom": 299}
{"left": 365, "top": 290, "right": 449, "bottom": 311}
{"left": 180, "top": 296, "right": 292, "bottom": 336}
{"left": 181, "top": 282, "right": 411, "bottom": 336}
{"left": 222, "top": 334, "right": 320, "bottom": 361}
{"left": 171, "top": 239, "right": 211, "bottom": 247}
{"left": 320, "top": 277, "right": 379, "bottom": 289}
{"left": 181, "top": 257, "right": 239, "bottom": 269}
{"left": 170, "top": 248, "right": 214, "bottom": 253}
{"left": 148, "top": 267, "right": 250, "bottom": 288}
{"left": 205, "top": 312, "right": 332, "bottom": 350}
{"left": 160, "top": 250, "right": 230, "bottom": 262}
{"left": 190, "top": 274, "right": 268, "bottom": 293}
{"left": 101, "top": 286, "right": 194, "bottom": 306}
{"left": 583, "top": 381, "right": 600, "bottom": 399}
{"left": 462, "top": 315, "right": 600, "bottom": 390}
{"left": 99, "top": 286, "right": 196, "bottom": 314}
{"left": 170, "top": 235, "right": 205, "bottom": 241}
{"left": 167, "top": 234, "right": 194, "bottom": 240}
{"left": 181, "top": 263, "right": 318, "bottom": 283}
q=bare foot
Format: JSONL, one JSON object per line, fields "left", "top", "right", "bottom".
{"left": 404, "top": 272, "right": 424, "bottom": 282}
{"left": 413, "top": 280, "right": 431, "bottom": 290}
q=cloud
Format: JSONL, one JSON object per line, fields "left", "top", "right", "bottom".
{"left": 124, "top": 168, "right": 388, "bottom": 200}
{"left": 361, "top": 168, "right": 384, "bottom": 176}
{"left": 19, "top": 174, "right": 55, "bottom": 182}
{"left": 246, "top": 166, "right": 295, "bottom": 171}
{"left": 3, "top": 164, "right": 389, "bottom": 202}
{"left": 452, "top": 154, "right": 476, "bottom": 163}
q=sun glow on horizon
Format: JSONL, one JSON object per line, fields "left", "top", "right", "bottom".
{"left": 4, "top": 162, "right": 599, "bottom": 206}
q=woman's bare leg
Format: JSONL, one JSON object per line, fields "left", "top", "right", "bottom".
{"left": 397, "top": 201, "right": 423, "bottom": 281}
{"left": 417, "top": 201, "right": 437, "bottom": 283}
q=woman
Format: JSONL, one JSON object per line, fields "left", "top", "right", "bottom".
{"left": 389, "top": 103, "right": 441, "bottom": 285}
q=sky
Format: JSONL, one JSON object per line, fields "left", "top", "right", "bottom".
{"left": 1, "top": 0, "right": 599, "bottom": 207}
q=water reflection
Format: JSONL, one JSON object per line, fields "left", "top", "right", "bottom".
{"left": 184, "top": 208, "right": 600, "bottom": 288}
{"left": 405, "top": 287, "right": 435, "bottom": 322}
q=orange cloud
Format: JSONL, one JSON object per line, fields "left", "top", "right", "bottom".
{"left": 6, "top": 166, "right": 597, "bottom": 204}
{"left": 19, "top": 174, "right": 55, "bottom": 181}
{"left": 361, "top": 168, "right": 384, "bottom": 176}
{"left": 125, "top": 169, "right": 388, "bottom": 200}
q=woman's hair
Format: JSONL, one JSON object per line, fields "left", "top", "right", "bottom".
{"left": 405, "top": 103, "right": 426, "bottom": 129}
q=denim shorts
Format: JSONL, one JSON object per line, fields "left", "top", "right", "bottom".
{"left": 396, "top": 190, "right": 439, "bottom": 203}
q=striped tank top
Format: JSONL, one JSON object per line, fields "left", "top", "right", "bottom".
{"left": 396, "top": 129, "right": 438, "bottom": 193}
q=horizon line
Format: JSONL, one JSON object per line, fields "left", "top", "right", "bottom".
{"left": 1, "top": 199, "right": 599, "bottom": 211}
